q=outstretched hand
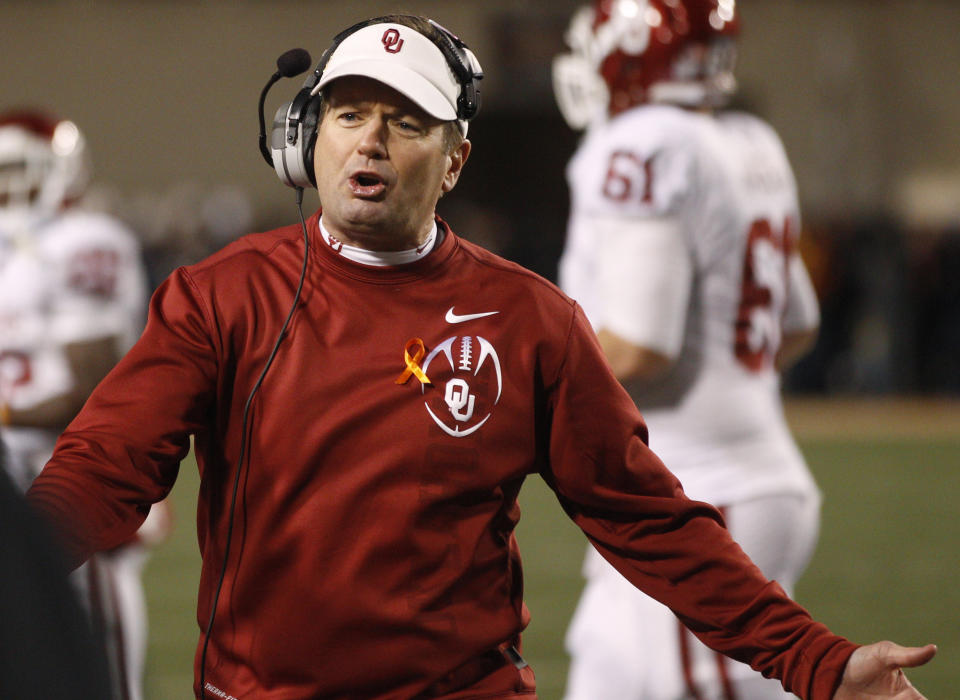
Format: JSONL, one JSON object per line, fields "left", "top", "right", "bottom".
{"left": 834, "top": 641, "right": 937, "bottom": 699}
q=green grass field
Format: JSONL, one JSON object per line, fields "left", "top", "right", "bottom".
{"left": 143, "top": 405, "right": 958, "bottom": 698}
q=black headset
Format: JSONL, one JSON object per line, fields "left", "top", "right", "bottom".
{"left": 266, "top": 16, "right": 483, "bottom": 190}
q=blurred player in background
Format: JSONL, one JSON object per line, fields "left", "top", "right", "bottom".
{"left": 555, "top": 1, "right": 824, "bottom": 698}
{"left": 0, "top": 109, "right": 169, "bottom": 700}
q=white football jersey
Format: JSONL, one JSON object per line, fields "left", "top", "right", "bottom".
{"left": 559, "top": 105, "right": 818, "bottom": 505}
{"left": 0, "top": 210, "right": 147, "bottom": 485}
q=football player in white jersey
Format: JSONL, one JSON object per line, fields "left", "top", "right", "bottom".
{"left": 0, "top": 110, "right": 169, "bottom": 700}
{"left": 554, "top": 2, "right": 823, "bottom": 698}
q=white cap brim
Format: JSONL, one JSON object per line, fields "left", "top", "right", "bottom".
{"left": 316, "top": 58, "right": 458, "bottom": 121}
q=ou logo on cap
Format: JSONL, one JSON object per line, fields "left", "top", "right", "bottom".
{"left": 381, "top": 28, "right": 404, "bottom": 53}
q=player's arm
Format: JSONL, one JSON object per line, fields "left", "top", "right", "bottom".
{"left": 593, "top": 214, "right": 692, "bottom": 382}
{"left": 596, "top": 330, "right": 673, "bottom": 381}
{"left": 779, "top": 328, "right": 817, "bottom": 370}
{"left": 777, "top": 250, "right": 820, "bottom": 370}
{"left": 5, "top": 335, "right": 120, "bottom": 430}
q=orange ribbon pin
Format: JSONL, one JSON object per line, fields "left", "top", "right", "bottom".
{"left": 395, "top": 337, "right": 431, "bottom": 385}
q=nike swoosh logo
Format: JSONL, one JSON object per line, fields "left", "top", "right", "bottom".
{"left": 445, "top": 307, "right": 500, "bottom": 324}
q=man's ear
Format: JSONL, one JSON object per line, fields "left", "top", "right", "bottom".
{"left": 442, "top": 139, "right": 472, "bottom": 194}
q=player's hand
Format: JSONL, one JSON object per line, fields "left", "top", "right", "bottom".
{"left": 833, "top": 641, "right": 936, "bottom": 699}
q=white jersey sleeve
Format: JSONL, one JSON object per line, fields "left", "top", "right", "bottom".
{"left": 565, "top": 105, "right": 701, "bottom": 221}
{"left": 559, "top": 105, "right": 702, "bottom": 349}
{"left": 594, "top": 216, "right": 692, "bottom": 358}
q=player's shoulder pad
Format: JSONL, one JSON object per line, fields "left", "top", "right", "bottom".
{"left": 598, "top": 104, "right": 706, "bottom": 155}
{"left": 572, "top": 105, "right": 706, "bottom": 218}
{"left": 718, "top": 110, "right": 789, "bottom": 155}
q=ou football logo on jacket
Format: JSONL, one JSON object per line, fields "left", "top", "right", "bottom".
{"left": 421, "top": 335, "right": 502, "bottom": 437}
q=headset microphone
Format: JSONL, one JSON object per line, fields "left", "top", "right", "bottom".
{"left": 258, "top": 48, "right": 312, "bottom": 166}
{"left": 277, "top": 47, "right": 312, "bottom": 77}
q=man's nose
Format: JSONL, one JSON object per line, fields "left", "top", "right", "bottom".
{"left": 356, "top": 119, "right": 388, "bottom": 159}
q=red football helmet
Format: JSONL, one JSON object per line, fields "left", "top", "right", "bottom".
{"left": 0, "top": 109, "right": 90, "bottom": 224}
{"left": 554, "top": 0, "right": 739, "bottom": 128}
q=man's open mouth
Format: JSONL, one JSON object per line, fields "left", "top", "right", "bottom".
{"left": 349, "top": 173, "right": 387, "bottom": 197}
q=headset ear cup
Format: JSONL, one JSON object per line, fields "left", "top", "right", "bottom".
{"left": 270, "top": 101, "right": 294, "bottom": 186}
{"left": 299, "top": 96, "right": 323, "bottom": 187}
{"left": 458, "top": 82, "right": 478, "bottom": 121}
{"left": 270, "top": 90, "right": 318, "bottom": 189}
{"left": 460, "top": 48, "right": 483, "bottom": 120}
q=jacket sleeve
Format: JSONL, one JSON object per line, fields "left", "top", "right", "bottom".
{"left": 26, "top": 267, "right": 219, "bottom": 567}
{"left": 541, "top": 303, "right": 857, "bottom": 700}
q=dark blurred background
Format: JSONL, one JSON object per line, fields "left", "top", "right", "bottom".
{"left": 4, "top": 0, "right": 959, "bottom": 396}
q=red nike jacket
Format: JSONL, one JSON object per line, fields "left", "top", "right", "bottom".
{"left": 28, "top": 210, "right": 856, "bottom": 699}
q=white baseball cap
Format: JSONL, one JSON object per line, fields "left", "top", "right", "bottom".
{"left": 311, "top": 22, "right": 480, "bottom": 134}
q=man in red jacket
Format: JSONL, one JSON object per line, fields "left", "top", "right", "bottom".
{"left": 27, "top": 13, "right": 934, "bottom": 700}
